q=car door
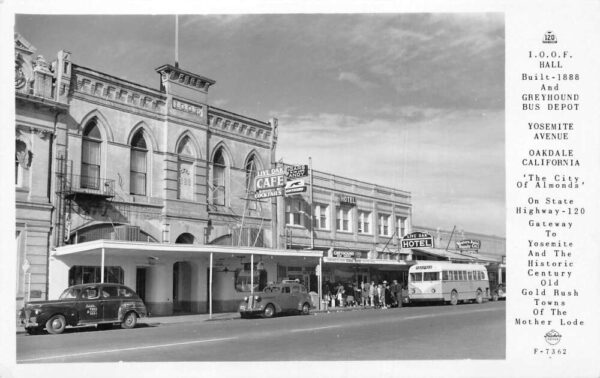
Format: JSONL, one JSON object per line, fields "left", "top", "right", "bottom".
{"left": 280, "top": 285, "right": 294, "bottom": 311}
{"left": 290, "top": 284, "right": 302, "bottom": 309}
{"left": 99, "top": 285, "right": 121, "bottom": 322}
{"left": 76, "top": 286, "right": 101, "bottom": 324}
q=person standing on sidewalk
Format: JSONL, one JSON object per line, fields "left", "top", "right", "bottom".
{"left": 390, "top": 279, "right": 401, "bottom": 308}
{"left": 361, "top": 281, "right": 368, "bottom": 306}
{"left": 379, "top": 281, "right": 387, "bottom": 309}
{"left": 369, "top": 281, "right": 376, "bottom": 307}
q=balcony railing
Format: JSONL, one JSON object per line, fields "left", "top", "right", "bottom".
{"left": 58, "top": 173, "right": 115, "bottom": 198}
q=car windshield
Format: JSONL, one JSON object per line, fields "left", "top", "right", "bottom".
{"left": 264, "top": 285, "right": 281, "bottom": 293}
{"left": 59, "top": 287, "right": 81, "bottom": 299}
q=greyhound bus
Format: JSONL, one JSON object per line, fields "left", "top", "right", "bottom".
{"left": 408, "top": 262, "right": 490, "bottom": 305}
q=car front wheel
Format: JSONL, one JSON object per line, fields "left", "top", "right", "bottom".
{"left": 46, "top": 314, "right": 66, "bottom": 335}
{"left": 450, "top": 291, "right": 459, "bottom": 306}
{"left": 301, "top": 302, "right": 310, "bottom": 315}
{"left": 262, "top": 304, "right": 275, "bottom": 318}
{"left": 121, "top": 311, "right": 137, "bottom": 329}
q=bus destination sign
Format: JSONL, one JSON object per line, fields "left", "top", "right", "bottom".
{"left": 401, "top": 232, "right": 434, "bottom": 248}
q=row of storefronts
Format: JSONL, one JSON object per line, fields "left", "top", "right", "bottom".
{"left": 14, "top": 32, "right": 506, "bottom": 315}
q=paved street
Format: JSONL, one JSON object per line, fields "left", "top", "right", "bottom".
{"left": 17, "top": 301, "right": 505, "bottom": 363}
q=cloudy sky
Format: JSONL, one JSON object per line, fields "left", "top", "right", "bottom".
{"left": 15, "top": 13, "right": 505, "bottom": 236}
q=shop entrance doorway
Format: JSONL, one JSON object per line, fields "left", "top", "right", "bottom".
{"left": 136, "top": 267, "right": 146, "bottom": 303}
{"left": 173, "top": 261, "right": 192, "bottom": 313}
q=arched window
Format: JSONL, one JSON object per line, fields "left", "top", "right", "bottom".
{"left": 177, "top": 137, "right": 194, "bottom": 200}
{"left": 81, "top": 119, "right": 102, "bottom": 189}
{"left": 245, "top": 155, "right": 258, "bottom": 210}
{"left": 212, "top": 148, "right": 226, "bottom": 206}
{"left": 15, "top": 139, "right": 29, "bottom": 186}
{"left": 130, "top": 130, "right": 147, "bottom": 195}
{"left": 175, "top": 233, "right": 195, "bottom": 244}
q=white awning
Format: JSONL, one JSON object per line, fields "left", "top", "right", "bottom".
{"left": 411, "top": 247, "right": 478, "bottom": 262}
{"left": 52, "top": 239, "right": 323, "bottom": 260}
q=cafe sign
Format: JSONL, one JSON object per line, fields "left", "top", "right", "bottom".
{"left": 456, "top": 239, "right": 481, "bottom": 251}
{"left": 254, "top": 168, "right": 286, "bottom": 199}
{"left": 401, "top": 232, "right": 434, "bottom": 248}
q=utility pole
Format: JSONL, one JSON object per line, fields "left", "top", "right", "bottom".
{"left": 445, "top": 225, "right": 456, "bottom": 251}
{"left": 309, "top": 156, "right": 314, "bottom": 249}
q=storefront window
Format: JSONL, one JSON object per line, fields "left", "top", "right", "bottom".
{"left": 68, "top": 266, "right": 124, "bottom": 286}
{"left": 234, "top": 269, "right": 267, "bottom": 292}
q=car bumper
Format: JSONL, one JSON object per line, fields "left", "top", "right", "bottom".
{"left": 20, "top": 317, "right": 39, "bottom": 328}
{"left": 239, "top": 304, "right": 265, "bottom": 314}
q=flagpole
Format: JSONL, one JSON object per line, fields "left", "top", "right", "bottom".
{"left": 175, "top": 15, "right": 179, "bottom": 67}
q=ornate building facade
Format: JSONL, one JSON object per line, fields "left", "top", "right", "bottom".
{"left": 15, "top": 33, "right": 277, "bottom": 312}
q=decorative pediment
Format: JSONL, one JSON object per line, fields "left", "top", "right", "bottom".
{"left": 14, "top": 33, "right": 36, "bottom": 55}
{"left": 156, "top": 64, "right": 216, "bottom": 93}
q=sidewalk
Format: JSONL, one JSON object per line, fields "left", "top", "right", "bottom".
{"left": 16, "top": 304, "right": 380, "bottom": 334}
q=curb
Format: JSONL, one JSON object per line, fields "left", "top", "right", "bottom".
{"left": 17, "top": 306, "right": 384, "bottom": 334}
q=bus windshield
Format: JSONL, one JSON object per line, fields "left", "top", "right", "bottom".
{"left": 410, "top": 272, "right": 422, "bottom": 282}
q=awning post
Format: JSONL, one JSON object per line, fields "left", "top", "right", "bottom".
{"left": 250, "top": 254, "right": 254, "bottom": 298}
{"left": 209, "top": 252, "right": 213, "bottom": 319}
{"left": 318, "top": 257, "right": 322, "bottom": 310}
{"left": 100, "top": 247, "right": 105, "bottom": 283}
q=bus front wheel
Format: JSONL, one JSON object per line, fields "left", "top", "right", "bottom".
{"left": 450, "top": 291, "right": 459, "bottom": 305}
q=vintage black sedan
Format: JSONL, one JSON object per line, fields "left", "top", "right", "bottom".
{"left": 19, "top": 283, "right": 147, "bottom": 335}
{"left": 238, "top": 280, "right": 313, "bottom": 318}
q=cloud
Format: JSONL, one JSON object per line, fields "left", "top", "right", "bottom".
{"left": 211, "top": 98, "right": 229, "bottom": 108}
{"left": 276, "top": 107, "right": 505, "bottom": 236}
{"left": 338, "top": 71, "right": 377, "bottom": 91}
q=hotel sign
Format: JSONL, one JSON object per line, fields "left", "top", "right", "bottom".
{"left": 338, "top": 194, "right": 356, "bottom": 206}
{"left": 401, "top": 232, "right": 434, "bottom": 248}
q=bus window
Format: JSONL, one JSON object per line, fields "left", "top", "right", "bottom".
{"left": 424, "top": 272, "right": 439, "bottom": 281}
{"left": 460, "top": 271, "right": 465, "bottom": 280}
{"left": 468, "top": 271, "right": 473, "bottom": 280}
{"left": 410, "top": 272, "right": 422, "bottom": 282}
{"left": 442, "top": 271, "right": 449, "bottom": 281}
